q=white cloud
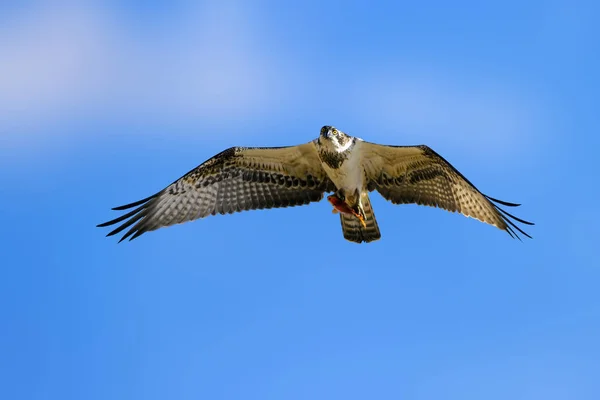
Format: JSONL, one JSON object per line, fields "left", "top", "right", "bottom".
{"left": 0, "top": 3, "right": 287, "bottom": 149}
{"left": 0, "top": 6, "right": 110, "bottom": 131}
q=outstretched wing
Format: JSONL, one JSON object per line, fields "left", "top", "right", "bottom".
{"left": 98, "top": 141, "right": 334, "bottom": 242}
{"left": 360, "top": 141, "right": 534, "bottom": 239}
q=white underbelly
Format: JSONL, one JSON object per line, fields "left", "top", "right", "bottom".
{"left": 323, "top": 151, "right": 365, "bottom": 193}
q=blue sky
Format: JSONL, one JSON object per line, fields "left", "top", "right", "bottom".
{"left": 1, "top": 1, "right": 599, "bottom": 399}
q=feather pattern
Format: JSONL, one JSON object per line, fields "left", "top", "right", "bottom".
{"left": 97, "top": 142, "right": 334, "bottom": 242}
{"left": 361, "top": 142, "right": 534, "bottom": 240}
{"left": 98, "top": 126, "right": 534, "bottom": 244}
{"left": 339, "top": 192, "right": 381, "bottom": 243}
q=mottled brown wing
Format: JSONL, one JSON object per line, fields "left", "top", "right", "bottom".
{"left": 360, "top": 141, "right": 534, "bottom": 239}
{"left": 98, "top": 141, "right": 334, "bottom": 242}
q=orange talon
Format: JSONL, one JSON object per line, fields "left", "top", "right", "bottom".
{"left": 356, "top": 214, "right": 367, "bottom": 228}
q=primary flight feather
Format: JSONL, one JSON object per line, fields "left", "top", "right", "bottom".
{"left": 98, "top": 126, "right": 533, "bottom": 243}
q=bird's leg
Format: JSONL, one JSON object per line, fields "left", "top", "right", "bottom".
{"left": 353, "top": 207, "right": 367, "bottom": 228}
{"left": 349, "top": 189, "right": 367, "bottom": 228}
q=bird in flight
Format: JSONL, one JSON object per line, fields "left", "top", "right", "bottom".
{"left": 98, "top": 126, "right": 533, "bottom": 243}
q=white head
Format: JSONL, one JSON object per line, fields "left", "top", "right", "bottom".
{"left": 318, "top": 125, "right": 353, "bottom": 152}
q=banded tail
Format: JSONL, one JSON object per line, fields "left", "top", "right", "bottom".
{"left": 340, "top": 192, "right": 381, "bottom": 243}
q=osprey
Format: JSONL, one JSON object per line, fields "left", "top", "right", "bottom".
{"left": 98, "top": 126, "right": 533, "bottom": 243}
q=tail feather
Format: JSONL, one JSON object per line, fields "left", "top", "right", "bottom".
{"left": 340, "top": 192, "right": 381, "bottom": 243}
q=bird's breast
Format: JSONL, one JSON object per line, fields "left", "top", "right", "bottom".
{"left": 320, "top": 148, "right": 365, "bottom": 193}
{"left": 319, "top": 149, "right": 347, "bottom": 170}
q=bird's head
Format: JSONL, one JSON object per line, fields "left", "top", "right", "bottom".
{"left": 319, "top": 125, "right": 352, "bottom": 151}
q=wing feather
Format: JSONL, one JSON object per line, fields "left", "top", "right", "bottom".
{"left": 360, "top": 142, "right": 534, "bottom": 239}
{"left": 98, "top": 142, "right": 334, "bottom": 242}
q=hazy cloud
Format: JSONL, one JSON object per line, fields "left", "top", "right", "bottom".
{"left": 0, "top": 3, "right": 287, "bottom": 148}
